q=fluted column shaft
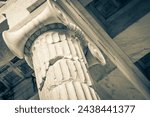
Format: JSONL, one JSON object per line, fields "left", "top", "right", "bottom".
{"left": 31, "top": 30, "right": 100, "bottom": 100}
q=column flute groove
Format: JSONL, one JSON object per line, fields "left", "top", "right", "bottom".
{"left": 2, "top": 0, "right": 106, "bottom": 100}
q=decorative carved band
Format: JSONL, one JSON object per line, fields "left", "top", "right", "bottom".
{"left": 24, "top": 23, "right": 87, "bottom": 61}
{"left": 24, "top": 23, "right": 67, "bottom": 56}
{"left": 3, "top": 0, "right": 105, "bottom": 67}
{"left": 2, "top": 0, "right": 106, "bottom": 100}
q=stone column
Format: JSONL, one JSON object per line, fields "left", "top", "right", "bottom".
{"left": 3, "top": 0, "right": 106, "bottom": 100}
{"left": 31, "top": 29, "right": 100, "bottom": 100}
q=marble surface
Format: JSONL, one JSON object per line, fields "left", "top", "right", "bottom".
{"left": 114, "top": 12, "right": 150, "bottom": 62}
{"left": 98, "top": 68, "right": 146, "bottom": 100}
{"left": 0, "top": 0, "right": 149, "bottom": 100}
{"left": 87, "top": 49, "right": 116, "bottom": 81}
{"left": 89, "top": 13, "right": 150, "bottom": 98}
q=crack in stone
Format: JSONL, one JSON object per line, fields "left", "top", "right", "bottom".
{"left": 49, "top": 56, "right": 64, "bottom": 66}
{"left": 48, "top": 78, "right": 73, "bottom": 91}
{"left": 38, "top": 56, "right": 86, "bottom": 91}
{"left": 39, "top": 77, "right": 46, "bottom": 91}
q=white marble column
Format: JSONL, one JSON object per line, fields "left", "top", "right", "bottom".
{"left": 31, "top": 30, "right": 100, "bottom": 100}
{"left": 2, "top": 0, "right": 106, "bottom": 100}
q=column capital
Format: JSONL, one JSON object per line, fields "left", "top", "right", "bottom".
{"left": 2, "top": 0, "right": 67, "bottom": 59}
{"left": 2, "top": 0, "right": 106, "bottom": 67}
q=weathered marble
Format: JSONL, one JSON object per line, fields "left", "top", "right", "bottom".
{"left": 98, "top": 68, "right": 146, "bottom": 100}
{"left": 114, "top": 13, "right": 150, "bottom": 62}
{"left": 60, "top": 0, "right": 150, "bottom": 99}
{"left": 32, "top": 31, "right": 100, "bottom": 100}
{"left": 0, "top": 0, "right": 150, "bottom": 100}
{"left": 86, "top": 50, "right": 116, "bottom": 81}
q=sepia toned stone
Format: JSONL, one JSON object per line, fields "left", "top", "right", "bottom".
{"left": 31, "top": 31, "right": 100, "bottom": 100}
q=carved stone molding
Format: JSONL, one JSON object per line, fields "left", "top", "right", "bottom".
{"left": 2, "top": 0, "right": 106, "bottom": 100}
{"left": 3, "top": 0, "right": 66, "bottom": 59}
